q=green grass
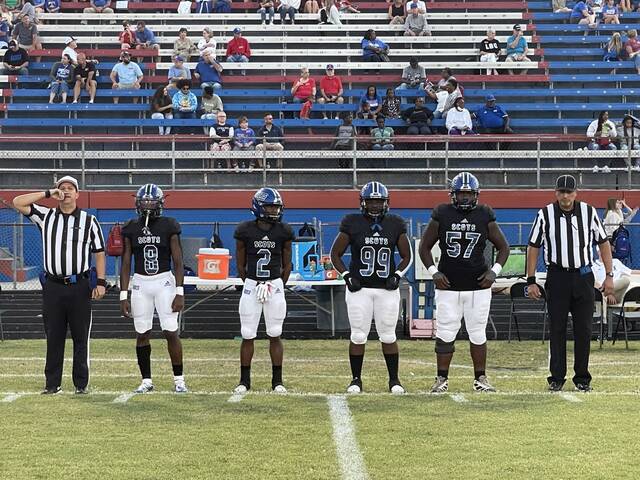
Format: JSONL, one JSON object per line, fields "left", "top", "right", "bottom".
{"left": 0, "top": 339, "right": 639, "bottom": 479}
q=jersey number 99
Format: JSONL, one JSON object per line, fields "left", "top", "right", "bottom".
{"left": 359, "top": 246, "right": 391, "bottom": 278}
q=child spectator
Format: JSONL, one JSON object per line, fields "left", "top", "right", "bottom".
{"left": 587, "top": 111, "right": 617, "bottom": 172}
{"left": 318, "top": 64, "right": 344, "bottom": 119}
{"left": 233, "top": 116, "right": 256, "bottom": 170}
{"left": 173, "top": 28, "right": 198, "bottom": 61}
{"left": 210, "top": 111, "right": 236, "bottom": 170}
{"left": 150, "top": 86, "right": 174, "bottom": 135}
{"left": 371, "top": 116, "right": 394, "bottom": 151}
{"left": 200, "top": 85, "right": 224, "bottom": 134}
{"left": 48, "top": 53, "right": 73, "bottom": 104}
{"left": 381, "top": 88, "right": 401, "bottom": 118}
{"left": 604, "top": 32, "right": 623, "bottom": 61}
{"left": 331, "top": 113, "right": 357, "bottom": 168}
{"left": 198, "top": 27, "right": 217, "bottom": 58}
{"left": 402, "top": 97, "right": 433, "bottom": 135}
{"left": 602, "top": 0, "right": 620, "bottom": 23}
{"left": 360, "top": 85, "right": 382, "bottom": 117}
{"left": 504, "top": 24, "right": 531, "bottom": 75}
{"left": 617, "top": 115, "right": 640, "bottom": 170}
{"left": 625, "top": 29, "right": 640, "bottom": 74}
{"left": 168, "top": 56, "right": 191, "bottom": 90}
{"left": 388, "top": 0, "right": 405, "bottom": 24}
{"left": 479, "top": 28, "right": 501, "bottom": 75}
{"left": 172, "top": 79, "right": 198, "bottom": 122}
{"left": 357, "top": 101, "right": 375, "bottom": 135}
{"left": 446, "top": 97, "right": 476, "bottom": 135}
{"left": 258, "top": 0, "right": 275, "bottom": 24}
{"left": 226, "top": 27, "right": 251, "bottom": 76}
{"left": 119, "top": 21, "right": 136, "bottom": 50}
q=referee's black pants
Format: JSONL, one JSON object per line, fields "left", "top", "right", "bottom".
{"left": 42, "top": 277, "right": 92, "bottom": 390}
{"left": 545, "top": 269, "right": 594, "bottom": 386}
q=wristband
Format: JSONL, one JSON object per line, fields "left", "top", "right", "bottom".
{"left": 119, "top": 290, "right": 128, "bottom": 301}
{"left": 97, "top": 278, "right": 107, "bottom": 287}
{"left": 394, "top": 270, "right": 404, "bottom": 278}
{"left": 427, "top": 265, "right": 438, "bottom": 276}
{"left": 44, "top": 189, "right": 51, "bottom": 198}
{"left": 175, "top": 286, "right": 184, "bottom": 296}
{"left": 341, "top": 270, "right": 350, "bottom": 277}
{"left": 526, "top": 276, "right": 537, "bottom": 286}
{"left": 490, "top": 263, "right": 502, "bottom": 276}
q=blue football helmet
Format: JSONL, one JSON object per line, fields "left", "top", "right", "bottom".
{"left": 360, "top": 181, "right": 389, "bottom": 220}
{"left": 251, "top": 187, "right": 284, "bottom": 222}
{"left": 450, "top": 172, "right": 479, "bottom": 211}
{"left": 135, "top": 183, "right": 164, "bottom": 219}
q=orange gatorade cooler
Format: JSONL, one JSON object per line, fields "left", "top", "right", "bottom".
{"left": 196, "top": 248, "right": 231, "bottom": 279}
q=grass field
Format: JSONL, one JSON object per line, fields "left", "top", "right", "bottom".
{"left": 0, "top": 339, "right": 639, "bottom": 480}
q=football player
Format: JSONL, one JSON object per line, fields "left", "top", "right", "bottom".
{"left": 233, "top": 188, "right": 294, "bottom": 394}
{"left": 330, "top": 181, "right": 413, "bottom": 394}
{"left": 418, "top": 172, "right": 509, "bottom": 393}
{"left": 120, "top": 184, "right": 187, "bottom": 393}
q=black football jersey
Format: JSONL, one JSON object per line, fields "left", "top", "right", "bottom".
{"left": 340, "top": 213, "right": 407, "bottom": 289}
{"left": 122, "top": 216, "right": 181, "bottom": 276}
{"left": 431, "top": 203, "right": 495, "bottom": 291}
{"left": 234, "top": 220, "right": 295, "bottom": 281}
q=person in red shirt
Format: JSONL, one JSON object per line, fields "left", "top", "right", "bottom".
{"left": 625, "top": 29, "right": 640, "bottom": 74}
{"left": 226, "top": 27, "right": 251, "bottom": 76}
{"left": 291, "top": 66, "right": 316, "bottom": 103}
{"left": 317, "top": 64, "right": 344, "bottom": 119}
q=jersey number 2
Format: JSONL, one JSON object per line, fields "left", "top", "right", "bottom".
{"left": 445, "top": 231, "right": 481, "bottom": 259}
{"left": 359, "top": 246, "right": 391, "bottom": 277}
{"left": 143, "top": 245, "right": 159, "bottom": 274}
{"left": 256, "top": 248, "right": 271, "bottom": 278}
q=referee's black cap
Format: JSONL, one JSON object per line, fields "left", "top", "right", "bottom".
{"left": 555, "top": 174, "right": 577, "bottom": 192}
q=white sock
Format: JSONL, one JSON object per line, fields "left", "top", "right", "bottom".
{"left": 174, "top": 375, "right": 185, "bottom": 383}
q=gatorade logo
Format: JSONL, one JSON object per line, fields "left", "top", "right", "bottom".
{"left": 203, "top": 259, "right": 222, "bottom": 274}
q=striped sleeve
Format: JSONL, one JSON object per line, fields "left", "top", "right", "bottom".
{"left": 590, "top": 206, "right": 608, "bottom": 244}
{"left": 25, "top": 203, "right": 51, "bottom": 229}
{"left": 89, "top": 216, "right": 105, "bottom": 253}
{"left": 528, "top": 209, "right": 545, "bottom": 247}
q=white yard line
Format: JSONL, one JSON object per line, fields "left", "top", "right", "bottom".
{"left": 1, "top": 394, "right": 23, "bottom": 403}
{"left": 450, "top": 393, "right": 468, "bottom": 403}
{"left": 327, "top": 395, "right": 369, "bottom": 480}
{"left": 559, "top": 393, "right": 583, "bottom": 403}
{"left": 112, "top": 393, "right": 136, "bottom": 404}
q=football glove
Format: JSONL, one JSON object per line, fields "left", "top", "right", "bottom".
{"left": 343, "top": 272, "right": 362, "bottom": 292}
{"left": 256, "top": 281, "right": 274, "bottom": 303}
{"left": 385, "top": 272, "right": 401, "bottom": 290}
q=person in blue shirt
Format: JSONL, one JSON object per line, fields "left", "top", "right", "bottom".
{"left": 602, "top": 0, "right": 620, "bottom": 24}
{"left": 48, "top": 53, "right": 74, "bottom": 104}
{"left": 361, "top": 29, "right": 389, "bottom": 74}
{"left": 473, "top": 94, "right": 513, "bottom": 150}
{"left": 194, "top": 49, "right": 223, "bottom": 90}
{"left": 360, "top": 85, "right": 383, "bottom": 117}
{"left": 172, "top": 79, "right": 198, "bottom": 134}
{"left": 110, "top": 51, "right": 143, "bottom": 104}
{"left": 135, "top": 21, "right": 160, "bottom": 59}
{"left": 570, "top": 0, "right": 597, "bottom": 26}
{"left": 0, "top": 18, "right": 10, "bottom": 49}
{"left": 233, "top": 116, "right": 256, "bottom": 170}
{"left": 82, "top": 0, "right": 114, "bottom": 24}
{"left": 504, "top": 24, "right": 531, "bottom": 75}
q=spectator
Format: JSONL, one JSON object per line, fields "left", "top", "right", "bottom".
{"left": 62, "top": 36, "right": 78, "bottom": 65}
{"left": 587, "top": 111, "right": 617, "bottom": 172}
{"left": 198, "top": 27, "right": 217, "bottom": 58}
{"left": 361, "top": 29, "right": 389, "bottom": 68}
{"left": 360, "top": 85, "right": 382, "bottom": 117}
{"left": 435, "top": 66, "right": 454, "bottom": 89}
{"left": 388, "top": 0, "right": 406, "bottom": 24}
{"left": 479, "top": 28, "right": 501, "bottom": 75}
{"left": 318, "top": 64, "right": 344, "bottom": 119}
{"left": 399, "top": 56, "right": 426, "bottom": 103}
{"left": 429, "top": 78, "right": 461, "bottom": 119}
{"left": 258, "top": 0, "right": 276, "bottom": 24}
{"left": 625, "top": 29, "right": 640, "bottom": 74}
{"left": 82, "top": 0, "right": 114, "bottom": 24}
{"left": 255, "top": 112, "right": 285, "bottom": 169}
{"left": 291, "top": 67, "right": 316, "bottom": 104}
{"left": 233, "top": 116, "right": 256, "bottom": 170}
{"left": 2, "top": 40, "right": 29, "bottom": 75}
{"left": 45, "top": 0, "right": 60, "bottom": 12}
{"left": 119, "top": 21, "right": 135, "bottom": 50}
{"left": 357, "top": 100, "right": 376, "bottom": 135}
{"left": 16, "top": 0, "right": 37, "bottom": 23}
{"left": 604, "top": 32, "right": 623, "bottom": 61}
{"left": 321, "top": 0, "right": 342, "bottom": 25}
{"left": 381, "top": 88, "right": 401, "bottom": 118}
{"left": 72, "top": 52, "right": 97, "bottom": 104}
{"left": 110, "top": 51, "right": 143, "bottom": 104}
{"left": 196, "top": 0, "right": 212, "bottom": 13}
{"left": 332, "top": 112, "right": 357, "bottom": 168}
{"left": 402, "top": 97, "right": 433, "bottom": 135}
{"left": 303, "top": 0, "right": 320, "bottom": 13}
{"left": 405, "top": 0, "right": 426, "bottom": 13}
{"left": 569, "top": 0, "right": 597, "bottom": 27}
{"left": 209, "top": 111, "right": 235, "bottom": 170}
{"left": 173, "top": 28, "right": 198, "bottom": 61}
{"left": 404, "top": 3, "right": 429, "bottom": 36}
{"left": 604, "top": 198, "right": 638, "bottom": 237}
{"left": 279, "top": 0, "right": 300, "bottom": 24}
{"left": 167, "top": 55, "right": 191, "bottom": 90}
{"left": 505, "top": 24, "right": 531, "bottom": 75}
{"left": 150, "top": 86, "right": 173, "bottom": 135}
{"left": 339, "top": 0, "right": 360, "bottom": 13}
{"left": 371, "top": 116, "right": 394, "bottom": 151}
{"left": 200, "top": 85, "right": 224, "bottom": 135}
{"left": 135, "top": 21, "right": 160, "bottom": 58}
{"left": 172, "top": 79, "right": 198, "bottom": 119}
{"left": 552, "top": 0, "right": 572, "bottom": 13}
{"left": 32, "top": 0, "right": 45, "bottom": 16}
{"left": 602, "top": 0, "right": 620, "bottom": 23}
{"left": 48, "top": 53, "right": 73, "bottom": 104}
{"left": 619, "top": 0, "right": 633, "bottom": 12}
{"left": 446, "top": 97, "right": 476, "bottom": 135}
{"left": 617, "top": 114, "right": 640, "bottom": 170}
{"left": 0, "top": 17, "right": 10, "bottom": 49}
{"left": 12, "top": 15, "right": 42, "bottom": 55}
{"left": 226, "top": 27, "right": 251, "bottom": 76}
{"left": 474, "top": 94, "right": 513, "bottom": 134}
{"left": 195, "top": 49, "right": 223, "bottom": 90}
{"left": 214, "top": 0, "right": 232, "bottom": 13}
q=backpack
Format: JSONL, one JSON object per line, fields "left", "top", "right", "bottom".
{"left": 612, "top": 225, "right": 632, "bottom": 262}
{"left": 210, "top": 222, "right": 223, "bottom": 248}
{"left": 106, "top": 223, "right": 124, "bottom": 257}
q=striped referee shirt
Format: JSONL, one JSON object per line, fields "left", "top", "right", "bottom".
{"left": 26, "top": 204, "right": 105, "bottom": 277}
{"left": 528, "top": 201, "right": 608, "bottom": 269}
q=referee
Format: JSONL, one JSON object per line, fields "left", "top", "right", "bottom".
{"left": 526, "top": 174, "right": 614, "bottom": 392}
{"left": 13, "top": 176, "right": 106, "bottom": 394}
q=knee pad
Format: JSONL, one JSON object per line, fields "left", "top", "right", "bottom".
{"left": 266, "top": 324, "right": 283, "bottom": 338}
{"left": 240, "top": 325, "right": 257, "bottom": 340}
{"left": 379, "top": 332, "right": 397, "bottom": 344}
{"left": 435, "top": 337, "right": 455, "bottom": 354}
{"left": 350, "top": 330, "right": 368, "bottom": 345}
{"left": 467, "top": 328, "right": 487, "bottom": 345}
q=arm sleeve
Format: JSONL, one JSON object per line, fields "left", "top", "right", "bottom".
{"left": 25, "top": 203, "right": 51, "bottom": 229}
{"left": 591, "top": 208, "right": 608, "bottom": 244}
{"left": 528, "top": 209, "right": 545, "bottom": 247}
{"left": 89, "top": 216, "right": 106, "bottom": 253}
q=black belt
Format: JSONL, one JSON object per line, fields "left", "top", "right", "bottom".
{"left": 46, "top": 271, "right": 89, "bottom": 285}
{"left": 547, "top": 265, "right": 582, "bottom": 273}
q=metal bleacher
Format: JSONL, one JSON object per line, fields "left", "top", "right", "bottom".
{"left": 1, "top": 0, "right": 640, "bottom": 189}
